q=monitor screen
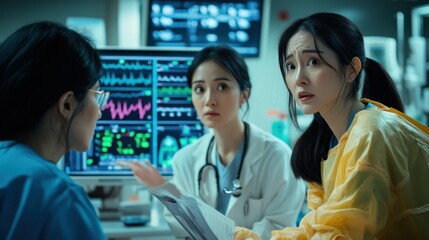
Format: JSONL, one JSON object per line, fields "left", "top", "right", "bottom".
{"left": 145, "top": 0, "right": 263, "bottom": 57}
{"left": 64, "top": 48, "right": 205, "bottom": 185}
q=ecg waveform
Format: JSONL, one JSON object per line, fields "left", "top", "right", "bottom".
{"left": 110, "top": 91, "right": 152, "bottom": 99}
{"left": 158, "top": 86, "right": 191, "bottom": 96}
{"left": 101, "top": 71, "right": 152, "bottom": 87}
{"left": 102, "top": 98, "right": 152, "bottom": 121}
{"left": 157, "top": 60, "right": 192, "bottom": 73}
{"left": 157, "top": 75, "right": 187, "bottom": 83}
{"left": 157, "top": 97, "right": 192, "bottom": 105}
{"left": 102, "top": 60, "right": 153, "bottom": 71}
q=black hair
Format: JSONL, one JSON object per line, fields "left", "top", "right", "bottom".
{"left": 278, "top": 12, "right": 404, "bottom": 184}
{"left": 0, "top": 21, "right": 102, "bottom": 145}
{"left": 186, "top": 45, "right": 252, "bottom": 115}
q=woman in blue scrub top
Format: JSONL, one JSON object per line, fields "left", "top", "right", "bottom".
{"left": 0, "top": 21, "right": 108, "bottom": 240}
{"left": 119, "top": 45, "right": 306, "bottom": 240}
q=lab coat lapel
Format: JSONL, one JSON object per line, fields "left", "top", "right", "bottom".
{"left": 225, "top": 123, "right": 261, "bottom": 215}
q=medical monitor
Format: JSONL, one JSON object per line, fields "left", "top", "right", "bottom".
{"left": 145, "top": 0, "right": 264, "bottom": 57}
{"left": 64, "top": 48, "right": 205, "bottom": 185}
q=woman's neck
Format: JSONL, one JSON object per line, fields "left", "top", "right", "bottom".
{"left": 213, "top": 120, "right": 245, "bottom": 166}
{"left": 322, "top": 99, "right": 365, "bottom": 141}
{"left": 20, "top": 131, "right": 65, "bottom": 163}
{"left": 17, "top": 115, "right": 66, "bottom": 163}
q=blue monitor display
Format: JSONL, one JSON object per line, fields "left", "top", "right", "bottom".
{"left": 64, "top": 48, "right": 205, "bottom": 183}
{"left": 146, "top": 0, "right": 263, "bottom": 57}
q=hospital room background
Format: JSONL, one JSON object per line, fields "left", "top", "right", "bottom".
{"left": 1, "top": 0, "right": 428, "bottom": 239}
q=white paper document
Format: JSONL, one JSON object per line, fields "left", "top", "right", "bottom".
{"left": 152, "top": 192, "right": 235, "bottom": 240}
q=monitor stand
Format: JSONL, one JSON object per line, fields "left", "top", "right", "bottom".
{"left": 88, "top": 186, "right": 123, "bottom": 220}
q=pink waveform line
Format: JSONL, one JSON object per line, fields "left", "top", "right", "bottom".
{"left": 103, "top": 99, "right": 152, "bottom": 120}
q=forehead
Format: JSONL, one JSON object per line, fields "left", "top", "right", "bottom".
{"left": 195, "top": 60, "right": 224, "bottom": 72}
{"left": 192, "top": 60, "right": 234, "bottom": 81}
{"left": 286, "top": 31, "right": 320, "bottom": 55}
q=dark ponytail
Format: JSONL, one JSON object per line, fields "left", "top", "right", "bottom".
{"left": 362, "top": 58, "right": 404, "bottom": 112}
{"left": 290, "top": 114, "right": 330, "bottom": 184}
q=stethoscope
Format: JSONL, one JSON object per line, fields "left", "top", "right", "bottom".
{"left": 197, "top": 122, "right": 248, "bottom": 198}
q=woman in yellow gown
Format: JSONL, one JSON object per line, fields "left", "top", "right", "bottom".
{"left": 235, "top": 12, "right": 429, "bottom": 240}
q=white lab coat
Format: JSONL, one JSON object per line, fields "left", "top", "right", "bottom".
{"left": 151, "top": 122, "right": 306, "bottom": 240}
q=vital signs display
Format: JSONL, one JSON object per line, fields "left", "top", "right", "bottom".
{"left": 64, "top": 48, "right": 205, "bottom": 180}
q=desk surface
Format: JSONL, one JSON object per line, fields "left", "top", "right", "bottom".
{"left": 102, "top": 220, "right": 175, "bottom": 240}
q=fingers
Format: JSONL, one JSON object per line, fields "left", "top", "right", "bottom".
{"left": 115, "top": 160, "right": 165, "bottom": 188}
{"left": 142, "top": 160, "right": 157, "bottom": 171}
{"left": 116, "top": 160, "right": 150, "bottom": 171}
{"left": 129, "top": 161, "right": 150, "bottom": 174}
{"left": 116, "top": 161, "right": 133, "bottom": 168}
{"left": 116, "top": 160, "right": 151, "bottom": 180}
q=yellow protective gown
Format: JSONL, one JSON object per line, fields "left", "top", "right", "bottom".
{"left": 236, "top": 99, "right": 429, "bottom": 240}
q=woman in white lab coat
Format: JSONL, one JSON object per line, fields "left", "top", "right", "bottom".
{"left": 119, "top": 45, "right": 306, "bottom": 240}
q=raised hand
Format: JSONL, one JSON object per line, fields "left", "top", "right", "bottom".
{"left": 116, "top": 160, "right": 166, "bottom": 188}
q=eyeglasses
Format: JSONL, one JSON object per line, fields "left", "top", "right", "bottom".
{"left": 89, "top": 89, "right": 110, "bottom": 109}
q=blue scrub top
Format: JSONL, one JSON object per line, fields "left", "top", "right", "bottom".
{"left": 215, "top": 141, "right": 244, "bottom": 214}
{"left": 0, "top": 141, "right": 105, "bottom": 240}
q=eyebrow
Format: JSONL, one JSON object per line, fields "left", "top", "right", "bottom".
{"left": 285, "top": 49, "right": 325, "bottom": 61}
{"left": 192, "top": 77, "right": 232, "bottom": 85}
